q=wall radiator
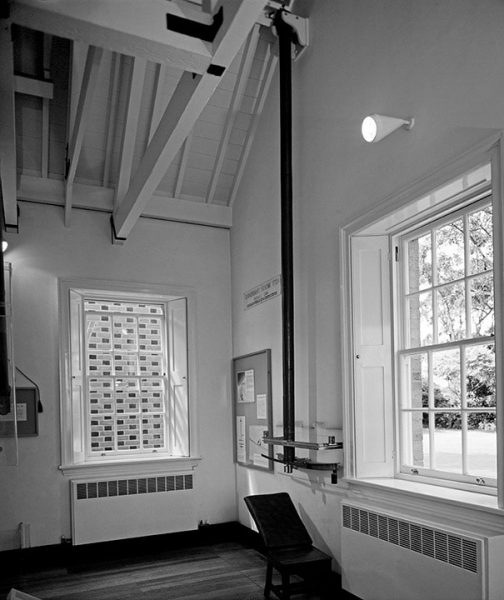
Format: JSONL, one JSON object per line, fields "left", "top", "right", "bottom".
{"left": 341, "top": 501, "right": 504, "bottom": 600}
{"left": 71, "top": 473, "right": 196, "bottom": 545}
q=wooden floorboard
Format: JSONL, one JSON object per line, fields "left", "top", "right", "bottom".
{"left": 0, "top": 540, "right": 356, "bottom": 599}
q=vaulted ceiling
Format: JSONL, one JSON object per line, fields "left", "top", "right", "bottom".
{"left": 0, "top": 0, "right": 284, "bottom": 241}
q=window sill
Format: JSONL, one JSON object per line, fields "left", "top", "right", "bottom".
{"left": 59, "top": 456, "right": 202, "bottom": 479}
{"left": 343, "top": 477, "right": 504, "bottom": 535}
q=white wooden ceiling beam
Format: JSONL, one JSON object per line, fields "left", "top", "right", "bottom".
{"left": 148, "top": 64, "right": 167, "bottom": 144}
{"left": 67, "top": 41, "right": 88, "bottom": 142}
{"left": 205, "top": 23, "right": 260, "bottom": 204}
{"left": 114, "top": 56, "right": 147, "bottom": 210}
{"left": 18, "top": 175, "right": 232, "bottom": 229}
{"left": 65, "top": 44, "right": 103, "bottom": 226}
{"left": 11, "top": 0, "right": 212, "bottom": 75}
{"left": 14, "top": 75, "right": 53, "bottom": 99}
{"left": 0, "top": 21, "right": 18, "bottom": 229}
{"left": 174, "top": 132, "right": 194, "bottom": 198}
{"left": 103, "top": 52, "right": 121, "bottom": 187}
{"left": 112, "top": 0, "right": 267, "bottom": 241}
{"left": 41, "top": 33, "right": 52, "bottom": 178}
{"left": 229, "top": 44, "right": 277, "bottom": 207}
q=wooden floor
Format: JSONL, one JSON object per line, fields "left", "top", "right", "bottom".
{"left": 0, "top": 539, "right": 357, "bottom": 600}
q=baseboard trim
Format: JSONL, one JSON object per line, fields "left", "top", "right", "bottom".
{"left": 0, "top": 521, "right": 259, "bottom": 572}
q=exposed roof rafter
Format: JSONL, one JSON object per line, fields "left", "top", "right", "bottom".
{"left": 11, "top": 0, "right": 213, "bottom": 74}
{"left": 148, "top": 64, "right": 168, "bottom": 144}
{"left": 18, "top": 175, "right": 232, "bottom": 229}
{"left": 102, "top": 51, "right": 121, "bottom": 188}
{"left": 205, "top": 23, "right": 261, "bottom": 204}
{"left": 65, "top": 44, "right": 103, "bottom": 226}
{"left": 114, "top": 56, "right": 147, "bottom": 210}
{"left": 230, "top": 43, "right": 278, "bottom": 207}
{"left": 174, "top": 132, "right": 194, "bottom": 198}
{"left": 112, "top": 0, "right": 268, "bottom": 241}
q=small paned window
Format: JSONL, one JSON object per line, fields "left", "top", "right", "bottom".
{"left": 60, "top": 282, "right": 189, "bottom": 467}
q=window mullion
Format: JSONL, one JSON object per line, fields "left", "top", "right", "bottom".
{"left": 428, "top": 350, "right": 435, "bottom": 470}
{"left": 464, "top": 213, "right": 472, "bottom": 338}
{"left": 431, "top": 230, "right": 438, "bottom": 344}
{"left": 460, "top": 345, "right": 468, "bottom": 475}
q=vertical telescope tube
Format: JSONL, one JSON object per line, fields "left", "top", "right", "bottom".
{"left": 276, "top": 11, "right": 295, "bottom": 468}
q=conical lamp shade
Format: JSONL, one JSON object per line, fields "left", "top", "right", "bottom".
{"left": 362, "top": 114, "right": 414, "bottom": 143}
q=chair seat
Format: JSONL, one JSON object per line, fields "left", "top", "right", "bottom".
{"left": 268, "top": 545, "right": 332, "bottom": 570}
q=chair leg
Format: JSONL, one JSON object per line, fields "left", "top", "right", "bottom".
{"left": 264, "top": 561, "right": 273, "bottom": 598}
{"left": 281, "top": 572, "right": 291, "bottom": 600}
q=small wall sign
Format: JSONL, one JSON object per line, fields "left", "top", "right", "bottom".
{"left": 243, "top": 275, "right": 281, "bottom": 310}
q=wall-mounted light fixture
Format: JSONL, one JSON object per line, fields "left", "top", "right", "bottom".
{"left": 361, "top": 114, "right": 414, "bottom": 143}
{"left": 1, "top": 241, "right": 7, "bottom": 252}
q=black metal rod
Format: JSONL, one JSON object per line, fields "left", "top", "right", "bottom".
{"left": 276, "top": 11, "right": 295, "bottom": 467}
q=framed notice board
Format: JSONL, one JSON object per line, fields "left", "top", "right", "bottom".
{"left": 233, "top": 349, "right": 273, "bottom": 471}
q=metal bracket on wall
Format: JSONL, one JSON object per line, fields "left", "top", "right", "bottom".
{"left": 262, "top": 436, "right": 343, "bottom": 482}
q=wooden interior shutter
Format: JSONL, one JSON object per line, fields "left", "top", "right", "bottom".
{"left": 68, "top": 289, "right": 86, "bottom": 464}
{"left": 351, "top": 236, "right": 394, "bottom": 477}
{"left": 167, "top": 297, "right": 189, "bottom": 456}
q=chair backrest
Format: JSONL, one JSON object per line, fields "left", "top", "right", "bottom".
{"left": 244, "top": 492, "right": 313, "bottom": 549}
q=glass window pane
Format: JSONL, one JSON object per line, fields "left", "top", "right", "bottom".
{"left": 470, "top": 274, "right": 494, "bottom": 337}
{"left": 436, "top": 218, "right": 465, "bottom": 284}
{"left": 401, "top": 411, "right": 428, "bottom": 468}
{"left": 116, "top": 415, "right": 140, "bottom": 450}
{"left": 433, "top": 413, "right": 461, "bottom": 473}
{"left": 90, "top": 414, "right": 114, "bottom": 452}
{"left": 432, "top": 348, "right": 460, "bottom": 408}
{"left": 437, "top": 282, "right": 465, "bottom": 342}
{"left": 408, "top": 234, "right": 432, "bottom": 293}
{"left": 86, "top": 314, "right": 112, "bottom": 351}
{"left": 115, "top": 378, "right": 140, "bottom": 414}
{"left": 142, "top": 414, "right": 165, "bottom": 449}
{"left": 468, "top": 206, "right": 493, "bottom": 276}
{"left": 466, "top": 413, "right": 496, "bottom": 479}
{"left": 401, "top": 354, "right": 428, "bottom": 409}
{"left": 408, "top": 291, "right": 432, "bottom": 347}
{"left": 465, "top": 343, "right": 495, "bottom": 409}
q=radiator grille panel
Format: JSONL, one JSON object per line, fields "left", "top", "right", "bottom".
{"left": 76, "top": 474, "right": 193, "bottom": 500}
{"left": 342, "top": 504, "right": 479, "bottom": 574}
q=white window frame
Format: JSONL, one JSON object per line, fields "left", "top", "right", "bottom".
{"left": 58, "top": 278, "right": 199, "bottom": 477}
{"left": 340, "top": 135, "right": 504, "bottom": 507}
{"left": 395, "top": 196, "right": 496, "bottom": 488}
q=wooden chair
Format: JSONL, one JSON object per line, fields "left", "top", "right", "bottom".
{"left": 244, "top": 492, "right": 332, "bottom": 600}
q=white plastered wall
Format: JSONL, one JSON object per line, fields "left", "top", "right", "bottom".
{"left": 231, "top": 0, "right": 504, "bottom": 570}
{"left": 1, "top": 203, "right": 234, "bottom": 548}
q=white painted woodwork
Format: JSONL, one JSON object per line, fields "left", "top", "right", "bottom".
{"left": 11, "top": 0, "right": 212, "bottom": 75}
{"left": 114, "top": 57, "right": 147, "bottom": 209}
{"left": 168, "top": 297, "right": 189, "bottom": 456}
{"left": 65, "top": 45, "right": 103, "bottom": 225}
{"left": 174, "top": 133, "right": 194, "bottom": 198}
{"left": 14, "top": 75, "right": 53, "bottom": 99}
{"left": 113, "top": 0, "right": 267, "bottom": 239}
{"left": 41, "top": 34, "right": 52, "bottom": 178}
{"left": 67, "top": 42, "right": 89, "bottom": 147}
{"left": 0, "top": 21, "right": 18, "bottom": 228}
{"left": 351, "top": 236, "right": 394, "bottom": 478}
{"left": 103, "top": 52, "right": 121, "bottom": 187}
{"left": 206, "top": 24, "right": 260, "bottom": 204}
{"left": 229, "top": 46, "right": 277, "bottom": 207}
{"left": 18, "top": 175, "right": 232, "bottom": 229}
{"left": 148, "top": 64, "right": 167, "bottom": 144}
